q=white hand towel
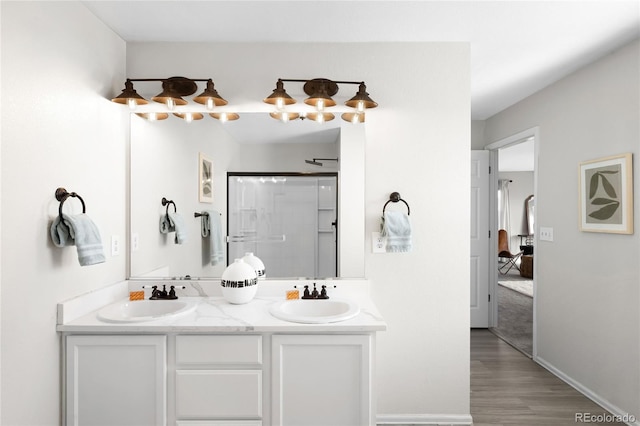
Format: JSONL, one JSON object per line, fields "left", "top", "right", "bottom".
{"left": 50, "top": 213, "right": 106, "bottom": 266}
{"left": 381, "top": 211, "right": 412, "bottom": 252}
{"left": 206, "top": 210, "right": 224, "bottom": 265}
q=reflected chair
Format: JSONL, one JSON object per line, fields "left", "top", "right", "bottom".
{"left": 498, "top": 229, "right": 522, "bottom": 275}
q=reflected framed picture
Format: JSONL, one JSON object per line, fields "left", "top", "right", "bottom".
{"left": 579, "top": 153, "right": 633, "bottom": 234}
{"left": 199, "top": 153, "right": 213, "bottom": 203}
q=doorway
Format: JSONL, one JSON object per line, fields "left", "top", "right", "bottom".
{"left": 485, "top": 128, "right": 538, "bottom": 357}
{"left": 227, "top": 173, "right": 338, "bottom": 278}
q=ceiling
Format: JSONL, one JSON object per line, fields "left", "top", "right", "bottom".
{"left": 83, "top": 0, "right": 639, "bottom": 121}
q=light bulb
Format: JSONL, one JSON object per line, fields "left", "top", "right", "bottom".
{"left": 351, "top": 113, "right": 359, "bottom": 124}
{"left": 219, "top": 112, "right": 228, "bottom": 123}
{"left": 276, "top": 97, "right": 285, "bottom": 110}
{"left": 206, "top": 98, "right": 215, "bottom": 110}
{"left": 185, "top": 112, "right": 193, "bottom": 123}
{"left": 127, "top": 98, "right": 137, "bottom": 110}
{"left": 317, "top": 99, "right": 325, "bottom": 111}
{"left": 166, "top": 98, "right": 175, "bottom": 110}
{"left": 281, "top": 112, "right": 289, "bottom": 123}
{"left": 356, "top": 100, "right": 365, "bottom": 113}
{"left": 148, "top": 112, "right": 157, "bottom": 121}
{"left": 316, "top": 114, "right": 324, "bottom": 123}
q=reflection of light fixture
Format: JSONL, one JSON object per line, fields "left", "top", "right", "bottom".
{"left": 306, "top": 112, "right": 335, "bottom": 123}
{"left": 173, "top": 112, "right": 204, "bottom": 122}
{"left": 135, "top": 112, "right": 169, "bottom": 121}
{"left": 209, "top": 112, "right": 239, "bottom": 122}
{"left": 341, "top": 112, "right": 365, "bottom": 123}
{"left": 112, "top": 76, "right": 238, "bottom": 122}
{"left": 269, "top": 111, "right": 300, "bottom": 122}
{"left": 263, "top": 78, "right": 377, "bottom": 123}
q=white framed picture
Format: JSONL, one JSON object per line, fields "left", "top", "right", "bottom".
{"left": 199, "top": 153, "right": 213, "bottom": 203}
{"left": 579, "top": 153, "right": 633, "bottom": 234}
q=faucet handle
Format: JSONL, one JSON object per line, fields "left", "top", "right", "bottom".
{"left": 168, "top": 285, "right": 186, "bottom": 300}
{"left": 319, "top": 285, "right": 329, "bottom": 299}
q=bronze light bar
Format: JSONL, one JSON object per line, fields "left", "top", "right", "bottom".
{"left": 263, "top": 78, "right": 377, "bottom": 123}
{"left": 112, "top": 76, "right": 235, "bottom": 122}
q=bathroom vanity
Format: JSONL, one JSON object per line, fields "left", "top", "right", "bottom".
{"left": 57, "top": 280, "right": 386, "bottom": 426}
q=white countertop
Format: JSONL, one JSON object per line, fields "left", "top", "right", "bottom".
{"left": 57, "top": 279, "right": 387, "bottom": 333}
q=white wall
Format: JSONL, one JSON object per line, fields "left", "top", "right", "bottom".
{"left": 0, "top": 2, "right": 127, "bottom": 424}
{"left": 0, "top": 12, "right": 470, "bottom": 422}
{"left": 484, "top": 39, "right": 639, "bottom": 421}
{"left": 126, "top": 42, "right": 470, "bottom": 420}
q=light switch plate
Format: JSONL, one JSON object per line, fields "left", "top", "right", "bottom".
{"left": 111, "top": 235, "right": 120, "bottom": 256}
{"left": 372, "top": 231, "right": 386, "bottom": 253}
{"left": 131, "top": 233, "right": 139, "bottom": 252}
{"left": 539, "top": 227, "right": 554, "bottom": 241}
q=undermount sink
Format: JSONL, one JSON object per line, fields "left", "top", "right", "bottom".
{"left": 97, "top": 300, "right": 197, "bottom": 323}
{"left": 269, "top": 298, "right": 360, "bottom": 324}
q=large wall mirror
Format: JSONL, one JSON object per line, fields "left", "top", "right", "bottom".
{"left": 129, "top": 113, "right": 366, "bottom": 280}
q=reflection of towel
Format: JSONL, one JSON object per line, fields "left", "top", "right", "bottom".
{"left": 159, "top": 212, "right": 187, "bottom": 244}
{"left": 380, "top": 211, "right": 412, "bottom": 252}
{"left": 200, "top": 212, "right": 210, "bottom": 238}
{"left": 159, "top": 214, "right": 175, "bottom": 233}
{"left": 207, "top": 210, "right": 224, "bottom": 265}
{"left": 50, "top": 213, "right": 106, "bottom": 266}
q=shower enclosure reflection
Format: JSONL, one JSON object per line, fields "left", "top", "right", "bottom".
{"left": 228, "top": 173, "right": 337, "bottom": 278}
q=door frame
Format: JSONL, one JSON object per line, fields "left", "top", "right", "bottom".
{"left": 484, "top": 126, "right": 539, "bottom": 357}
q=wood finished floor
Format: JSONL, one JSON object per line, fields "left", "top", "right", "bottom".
{"left": 471, "top": 329, "right": 625, "bottom": 426}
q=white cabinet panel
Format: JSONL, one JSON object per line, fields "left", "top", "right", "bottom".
{"left": 65, "top": 335, "right": 166, "bottom": 426}
{"left": 176, "top": 335, "right": 262, "bottom": 365}
{"left": 176, "top": 370, "right": 262, "bottom": 419}
{"left": 271, "top": 335, "right": 373, "bottom": 426}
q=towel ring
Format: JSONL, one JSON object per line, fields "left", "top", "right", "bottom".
{"left": 161, "top": 197, "right": 176, "bottom": 215}
{"left": 194, "top": 212, "right": 210, "bottom": 218}
{"left": 55, "top": 187, "right": 86, "bottom": 219}
{"left": 382, "top": 191, "right": 410, "bottom": 215}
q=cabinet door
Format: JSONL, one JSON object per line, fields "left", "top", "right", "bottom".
{"left": 271, "top": 335, "right": 372, "bottom": 426}
{"left": 65, "top": 335, "right": 166, "bottom": 426}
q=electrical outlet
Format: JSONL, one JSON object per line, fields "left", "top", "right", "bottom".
{"left": 372, "top": 231, "right": 386, "bottom": 253}
{"left": 111, "top": 235, "right": 120, "bottom": 256}
{"left": 131, "top": 233, "right": 139, "bottom": 252}
{"left": 539, "top": 227, "right": 554, "bottom": 241}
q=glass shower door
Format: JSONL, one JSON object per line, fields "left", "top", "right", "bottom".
{"left": 227, "top": 174, "right": 337, "bottom": 278}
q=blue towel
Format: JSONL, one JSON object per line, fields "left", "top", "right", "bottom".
{"left": 200, "top": 212, "right": 210, "bottom": 238}
{"left": 380, "top": 211, "right": 412, "bottom": 252}
{"left": 206, "top": 210, "right": 224, "bottom": 265}
{"left": 159, "top": 212, "right": 188, "bottom": 244}
{"left": 50, "top": 213, "right": 106, "bottom": 266}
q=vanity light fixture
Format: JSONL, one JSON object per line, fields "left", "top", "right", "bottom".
{"left": 112, "top": 77, "right": 237, "bottom": 122}
{"left": 263, "top": 78, "right": 377, "bottom": 123}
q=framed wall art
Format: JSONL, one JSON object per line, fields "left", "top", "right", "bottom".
{"left": 198, "top": 153, "right": 213, "bottom": 203}
{"left": 579, "top": 153, "right": 633, "bottom": 234}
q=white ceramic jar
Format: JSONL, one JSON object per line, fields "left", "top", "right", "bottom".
{"left": 241, "top": 252, "right": 266, "bottom": 279}
{"left": 221, "top": 259, "right": 258, "bottom": 304}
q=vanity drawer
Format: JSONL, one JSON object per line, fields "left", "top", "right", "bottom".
{"left": 176, "top": 370, "right": 262, "bottom": 419}
{"left": 176, "top": 335, "right": 262, "bottom": 365}
{"left": 176, "top": 422, "right": 261, "bottom": 426}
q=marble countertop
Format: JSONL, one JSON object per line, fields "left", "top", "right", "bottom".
{"left": 57, "top": 279, "right": 387, "bottom": 333}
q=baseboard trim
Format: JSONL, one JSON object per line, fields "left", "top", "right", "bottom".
{"left": 536, "top": 356, "right": 639, "bottom": 426}
{"left": 377, "top": 413, "right": 473, "bottom": 425}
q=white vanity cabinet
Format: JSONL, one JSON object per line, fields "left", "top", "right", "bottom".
{"left": 271, "top": 334, "right": 374, "bottom": 426}
{"left": 173, "top": 335, "right": 263, "bottom": 425}
{"left": 64, "top": 335, "right": 167, "bottom": 426}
